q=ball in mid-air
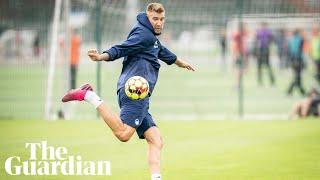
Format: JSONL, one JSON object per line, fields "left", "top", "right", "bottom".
{"left": 125, "top": 76, "right": 149, "bottom": 100}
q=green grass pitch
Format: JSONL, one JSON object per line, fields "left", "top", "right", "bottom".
{"left": 1, "top": 119, "right": 320, "bottom": 179}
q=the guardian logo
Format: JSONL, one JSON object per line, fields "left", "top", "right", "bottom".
{"left": 4, "top": 141, "right": 111, "bottom": 176}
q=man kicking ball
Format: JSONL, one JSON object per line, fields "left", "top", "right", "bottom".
{"left": 62, "top": 3, "right": 195, "bottom": 180}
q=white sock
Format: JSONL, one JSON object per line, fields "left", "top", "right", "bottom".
{"left": 151, "top": 173, "right": 161, "bottom": 180}
{"left": 84, "top": 91, "right": 103, "bottom": 109}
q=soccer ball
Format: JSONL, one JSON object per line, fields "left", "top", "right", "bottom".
{"left": 125, "top": 76, "right": 149, "bottom": 100}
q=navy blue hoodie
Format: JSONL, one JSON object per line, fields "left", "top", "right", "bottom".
{"left": 103, "top": 12, "right": 177, "bottom": 95}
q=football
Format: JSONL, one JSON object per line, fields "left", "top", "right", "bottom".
{"left": 125, "top": 76, "right": 149, "bottom": 100}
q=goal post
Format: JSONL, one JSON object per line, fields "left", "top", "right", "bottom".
{"left": 45, "top": 0, "right": 62, "bottom": 120}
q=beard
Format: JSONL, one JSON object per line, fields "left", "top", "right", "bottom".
{"left": 154, "top": 28, "right": 162, "bottom": 36}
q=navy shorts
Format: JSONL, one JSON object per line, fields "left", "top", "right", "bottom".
{"left": 117, "top": 88, "right": 156, "bottom": 139}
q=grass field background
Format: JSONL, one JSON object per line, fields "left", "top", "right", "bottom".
{"left": 1, "top": 119, "right": 320, "bottom": 179}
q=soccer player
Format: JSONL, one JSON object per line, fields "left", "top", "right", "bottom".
{"left": 287, "top": 29, "right": 305, "bottom": 96}
{"left": 310, "top": 25, "right": 320, "bottom": 84}
{"left": 255, "top": 22, "right": 275, "bottom": 86}
{"left": 61, "top": 3, "right": 195, "bottom": 180}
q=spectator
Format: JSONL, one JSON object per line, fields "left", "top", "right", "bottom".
{"left": 255, "top": 22, "right": 275, "bottom": 86}
{"left": 15, "top": 31, "right": 22, "bottom": 58}
{"left": 70, "top": 28, "right": 81, "bottom": 89}
{"left": 310, "top": 25, "right": 320, "bottom": 84}
{"left": 274, "top": 29, "right": 288, "bottom": 69}
{"left": 231, "top": 23, "right": 249, "bottom": 88}
{"left": 287, "top": 29, "right": 306, "bottom": 96}
{"left": 290, "top": 88, "right": 320, "bottom": 119}
{"left": 33, "top": 32, "right": 40, "bottom": 57}
{"left": 219, "top": 27, "right": 227, "bottom": 72}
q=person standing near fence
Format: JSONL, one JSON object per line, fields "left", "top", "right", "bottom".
{"left": 219, "top": 27, "right": 227, "bottom": 72}
{"left": 70, "top": 28, "right": 81, "bottom": 89}
{"left": 275, "top": 29, "right": 288, "bottom": 69}
{"left": 311, "top": 25, "right": 320, "bottom": 85}
{"left": 255, "top": 22, "right": 275, "bottom": 86}
{"left": 231, "top": 23, "right": 249, "bottom": 89}
{"left": 33, "top": 32, "right": 40, "bottom": 57}
{"left": 287, "top": 29, "right": 306, "bottom": 96}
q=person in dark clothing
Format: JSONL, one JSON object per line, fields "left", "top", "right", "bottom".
{"left": 33, "top": 33, "right": 40, "bottom": 57}
{"left": 275, "top": 29, "right": 288, "bottom": 69}
{"left": 255, "top": 22, "right": 275, "bottom": 86}
{"left": 287, "top": 29, "right": 305, "bottom": 96}
{"left": 219, "top": 28, "right": 227, "bottom": 72}
{"left": 61, "top": 3, "right": 195, "bottom": 180}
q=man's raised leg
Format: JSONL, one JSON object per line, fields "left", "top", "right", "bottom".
{"left": 96, "top": 103, "right": 135, "bottom": 142}
{"left": 61, "top": 84, "right": 135, "bottom": 142}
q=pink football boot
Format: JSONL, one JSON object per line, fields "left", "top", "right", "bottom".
{"left": 61, "top": 84, "right": 93, "bottom": 102}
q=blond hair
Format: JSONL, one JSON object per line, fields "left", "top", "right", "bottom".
{"left": 146, "top": 3, "right": 165, "bottom": 13}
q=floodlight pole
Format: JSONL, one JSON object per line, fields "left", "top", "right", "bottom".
{"left": 95, "top": 0, "right": 102, "bottom": 117}
{"left": 237, "top": 0, "right": 244, "bottom": 118}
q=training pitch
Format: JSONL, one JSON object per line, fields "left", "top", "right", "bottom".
{"left": 1, "top": 119, "right": 320, "bottom": 179}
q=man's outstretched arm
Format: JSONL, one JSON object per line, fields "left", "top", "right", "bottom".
{"left": 158, "top": 44, "right": 195, "bottom": 72}
{"left": 88, "top": 28, "right": 151, "bottom": 62}
{"left": 88, "top": 49, "right": 195, "bottom": 72}
{"left": 87, "top": 49, "right": 110, "bottom": 61}
{"left": 174, "top": 58, "right": 195, "bottom": 71}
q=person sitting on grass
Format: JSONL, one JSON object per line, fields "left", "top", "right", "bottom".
{"left": 289, "top": 88, "right": 320, "bottom": 119}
